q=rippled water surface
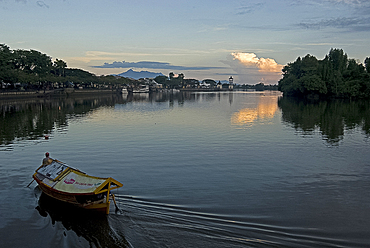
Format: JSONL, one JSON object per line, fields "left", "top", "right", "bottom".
{"left": 0, "top": 91, "right": 369, "bottom": 247}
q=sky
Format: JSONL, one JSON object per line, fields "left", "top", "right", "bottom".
{"left": 1, "top": 0, "right": 370, "bottom": 84}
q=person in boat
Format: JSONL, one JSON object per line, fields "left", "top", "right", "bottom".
{"left": 42, "top": 152, "right": 54, "bottom": 166}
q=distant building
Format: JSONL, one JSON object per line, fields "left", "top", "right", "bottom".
{"left": 217, "top": 81, "right": 222, "bottom": 90}
{"left": 199, "top": 82, "right": 211, "bottom": 88}
{"left": 228, "top": 76, "right": 234, "bottom": 90}
{"left": 229, "top": 76, "right": 233, "bottom": 85}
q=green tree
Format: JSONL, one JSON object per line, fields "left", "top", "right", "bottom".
{"left": 300, "top": 54, "right": 319, "bottom": 76}
{"left": 365, "top": 57, "right": 370, "bottom": 73}
{"left": 13, "top": 49, "right": 52, "bottom": 76}
{"left": 278, "top": 48, "right": 370, "bottom": 99}
{"left": 169, "top": 72, "right": 174, "bottom": 80}
{"left": 299, "top": 75, "right": 327, "bottom": 94}
{"left": 65, "top": 68, "right": 97, "bottom": 84}
{"left": 154, "top": 75, "right": 168, "bottom": 85}
{"left": 0, "top": 44, "right": 16, "bottom": 84}
{"left": 178, "top": 73, "right": 184, "bottom": 87}
{"left": 328, "top": 48, "right": 348, "bottom": 73}
{"left": 326, "top": 49, "right": 348, "bottom": 96}
{"left": 278, "top": 56, "right": 303, "bottom": 96}
{"left": 53, "top": 58, "right": 67, "bottom": 77}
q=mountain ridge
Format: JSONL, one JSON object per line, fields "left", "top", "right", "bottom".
{"left": 114, "top": 69, "right": 165, "bottom": 79}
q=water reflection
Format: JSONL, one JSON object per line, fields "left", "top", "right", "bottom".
{"left": 0, "top": 92, "right": 204, "bottom": 146}
{"left": 122, "top": 90, "right": 184, "bottom": 103}
{"left": 231, "top": 94, "right": 279, "bottom": 126}
{"left": 36, "top": 192, "right": 129, "bottom": 248}
{"left": 278, "top": 97, "right": 370, "bottom": 143}
{"left": 0, "top": 95, "right": 120, "bottom": 146}
{"left": 2, "top": 92, "right": 369, "bottom": 146}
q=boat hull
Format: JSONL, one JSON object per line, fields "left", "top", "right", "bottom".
{"left": 32, "top": 160, "right": 122, "bottom": 214}
{"left": 35, "top": 176, "right": 110, "bottom": 213}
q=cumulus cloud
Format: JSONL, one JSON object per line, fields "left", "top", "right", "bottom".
{"left": 231, "top": 52, "right": 283, "bottom": 73}
{"left": 222, "top": 53, "right": 283, "bottom": 84}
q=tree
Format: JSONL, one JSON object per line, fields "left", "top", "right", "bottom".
{"left": 365, "top": 57, "right": 370, "bottom": 73}
{"left": 178, "top": 73, "right": 184, "bottom": 87}
{"left": 278, "top": 56, "right": 303, "bottom": 96}
{"left": 53, "top": 58, "right": 67, "bottom": 77}
{"left": 0, "top": 44, "right": 12, "bottom": 68}
{"left": 0, "top": 44, "right": 16, "bottom": 84}
{"left": 278, "top": 48, "right": 370, "bottom": 99}
{"left": 1, "top": 43, "right": 140, "bottom": 90}
{"left": 65, "top": 68, "right": 97, "bottom": 84}
{"left": 169, "top": 72, "right": 174, "bottom": 80}
{"left": 328, "top": 48, "right": 347, "bottom": 73}
{"left": 298, "top": 75, "right": 327, "bottom": 94}
{"left": 13, "top": 49, "right": 53, "bottom": 90}
{"left": 300, "top": 54, "right": 319, "bottom": 76}
{"left": 154, "top": 75, "right": 168, "bottom": 84}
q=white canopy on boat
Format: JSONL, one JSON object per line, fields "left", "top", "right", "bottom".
{"left": 35, "top": 161, "right": 122, "bottom": 195}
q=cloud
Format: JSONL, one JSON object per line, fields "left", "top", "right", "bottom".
{"left": 11, "top": 0, "right": 50, "bottom": 7}
{"left": 36, "top": 1, "right": 49, "bottom": 8}
{"left": 92, "top": 61, "right": 225, "bottom": 71}
{"left": 298, "top": 17, "right": 370, "bottom": 31}
{"left": 296, "top": 0, "right": 370, "bottom": 31}
{"left": 236, "top": 2, "right": 264, "bottom": 15}
{"left": 231, "top": 52, "right": 283, "bottom": 73}
{"left": 222, "top": 53, "right": 283, "bottom": 84}
{"left": 307, "top": 0, "right": 370, "bottom": 7}
{"left": 327, "top": 0, "right": 369, "bottom": 4}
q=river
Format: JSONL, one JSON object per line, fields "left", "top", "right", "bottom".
{"left": 0, "top": 90, "right": 369, "bottom": 247}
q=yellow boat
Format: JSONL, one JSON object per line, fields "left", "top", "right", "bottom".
{"left": 33, "top": 160, "right": 123, "bottom": 214}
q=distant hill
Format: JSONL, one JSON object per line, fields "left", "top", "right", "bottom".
{"left": 115, "top": 69, "right": 165, "bottom": 79}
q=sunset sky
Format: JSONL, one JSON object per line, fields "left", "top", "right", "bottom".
{"left": 1, "top": 0, "right": 370, "bottom": 84}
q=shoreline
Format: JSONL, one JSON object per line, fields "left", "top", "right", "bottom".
{"left": 0, "top": 88, "right": 117, "bottom": 100}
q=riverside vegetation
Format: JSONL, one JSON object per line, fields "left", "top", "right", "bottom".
{"left": 0, "top": 44, "right": 134, "bottom": 90}
{"left": 2, "top": 44, "right": 370, "bottom": 98}
{"left": 0, "top": 44, "right": 228, "bottom": 91}
{"left": 0, "top": 44, "right": 271, "bottom": 91}
{"left": 278, "top": 48, "right": 370, "bottom": 99}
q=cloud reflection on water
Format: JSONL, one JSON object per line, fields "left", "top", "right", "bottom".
{"left": 231, "top": 94, "right": 280, "bottom": 126}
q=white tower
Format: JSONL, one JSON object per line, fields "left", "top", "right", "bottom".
{"left": 229, "top": 76, "right": 233, "bottom": 85}
{"left": 228, "top": 76, "right": 234, "bottom": 90}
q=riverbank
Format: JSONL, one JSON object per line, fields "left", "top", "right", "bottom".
{"left": 0, "top": 88, "right": 117, "bottom": 99}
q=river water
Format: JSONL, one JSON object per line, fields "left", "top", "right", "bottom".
{"left": 0, "top": 91, "right": 369, "bottom": 247}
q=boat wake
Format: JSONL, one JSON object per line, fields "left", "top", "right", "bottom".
{"left": 111, "top": 194, "right": 357, "bottom": 248}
